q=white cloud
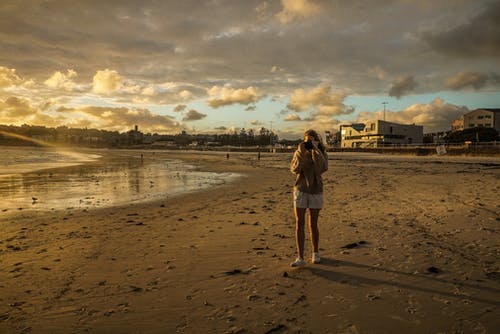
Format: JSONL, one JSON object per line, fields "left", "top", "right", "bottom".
{"left": 0, "top": 66, "right": 22, "bottom": 88}
{"left": 356, "top": 98, "right": 468, "bottom": 132}
{"left": 277, "top": 0, "right": 321, "bottom": 24}
{"left": 92, "top": 69, "right": 122, "bottom": 94}
{"left": 287, "top": 85, "right": 353, "bottom": 116}
{"left": 284, "top": 113, "right": 302, "bottom": 121}
{"left": 179, "top": 89, "right": 193, "bottom": 100}
{"left": 44, "top": 69, "right": 78, "bottom": 91}
{"left": 207, "top": 86, "right": 261, "bottom": 108}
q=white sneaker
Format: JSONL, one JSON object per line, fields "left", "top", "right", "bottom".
{"left": 312, "top": 253, "right": 321, "bottom": 264}
{"left": 290, "top": 257, "right": 305, "bottom": 267}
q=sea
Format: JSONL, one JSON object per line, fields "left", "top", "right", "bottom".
{"left": 0, "top": 146, "right": 235, "bottom": 214}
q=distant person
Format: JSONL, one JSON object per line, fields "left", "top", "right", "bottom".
{"left": 290, "top": 129, "right": 328, "bottom": 267}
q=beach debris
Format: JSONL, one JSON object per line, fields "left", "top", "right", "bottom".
{"left": 426, "top": 266, "right": 441, "bottom": 274}
{"left": 32, "top": 197, "right": 38, "bottom": 204}
{"left": 282, "top": 271, "right": 289, "bottom": 278}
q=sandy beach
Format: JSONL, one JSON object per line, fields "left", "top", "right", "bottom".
{"left": 1, "top": 150, "right": 499, "bottom": 333}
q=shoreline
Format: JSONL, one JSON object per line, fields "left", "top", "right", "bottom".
{"left": 1, "top": 150, "right": 499, "bottom": 333}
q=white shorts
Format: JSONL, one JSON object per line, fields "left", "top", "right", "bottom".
{"left": 293, "top": 189, "right": 323, "bottom": 209}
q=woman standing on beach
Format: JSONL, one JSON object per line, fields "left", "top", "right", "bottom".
{"left": 290, "top": 129, "right": 328, "bottom": 267}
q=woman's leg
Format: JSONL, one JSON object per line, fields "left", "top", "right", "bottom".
{"left": 294, "top": 207, "right": 307, "bottom": 258}
{"left": 309, "top": 209, "right": 320, "bottom": 253}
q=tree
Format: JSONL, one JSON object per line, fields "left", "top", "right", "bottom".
{"left": 446, "top": 127, "right": 499, "bottom": 143}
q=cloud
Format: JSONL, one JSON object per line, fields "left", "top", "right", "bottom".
{"left": 445, "top": 72, "right": 491, "bottom": 90}
{"left": 388, "top": 75, "right": 418, "bottom": 98}
{"left": 0, "top": 66, "right": 22, "bottom": 88}
{"left": 174, "top": 104, "right": 187, "bottom": 112}
{"left": 0, "top": 96, "right": 39, "bottom": 118}
{"left": 277, "top": 0, "right": 321, "bottom": 24}
{"left": 284, "top": 113, "right": 302, "bottom": 121}
{"left": 356, "top": 98, "right": 468, "bottom": 132}
{"left": 0, "top": 96, "right": 66, "bottom": 127}
{"left": 183, "top": 109, "right": 207, "bottom": 121}
{"left": 368, "top": 65, "right": 387, "bottom": 80}
{"left": 179, "top": 90, "right": 193, "bottom": 100}
{"left": 287, "top": 85, "right": 353, "bottom": 116}
{"left": 245, "top": 105, "right": 257, "bottom": 111}
{"left": 214, "top": 126, "right": 227, "bottom": 131}
{"left": 44, "top": 69, "right": 78, "bottom": 91}
{"left": 421, "top": 1, "right": 500, "bottom": 58}
{"left": 92, "top": 69, "right": 122, "bottom": 94}
{"left": 250, "top": 120, "right": 261, "bottom": 126}
{"left": 207, "top": 86, "right": 261, "bottom": 108}
{"left": 58, "top": 105, "right": 180, "bottom": 133}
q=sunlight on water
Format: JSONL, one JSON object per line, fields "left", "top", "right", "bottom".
{"left": 0, "top": 147, "right": 237, "bottom": 215}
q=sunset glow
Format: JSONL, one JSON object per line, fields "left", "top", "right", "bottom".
{"left": 1, "top": 0, "right": 499, "bottom": 138}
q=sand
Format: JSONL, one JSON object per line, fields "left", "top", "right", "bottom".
{"left": 0, "top": 150, "right": 499, "bottom": 333}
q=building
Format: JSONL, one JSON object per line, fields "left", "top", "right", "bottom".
{"left": 451, "top": 115, "right": 464, "bottom": 132}
{"left": 340, "top": 120, "right": 423, "bottom": 148}
{"left": 459, "top": 108, "right": 500, "bottom": 132}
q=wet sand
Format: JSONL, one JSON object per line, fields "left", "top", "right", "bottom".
{"left": 1, "top": 150, "right": 499, "bottom": 333}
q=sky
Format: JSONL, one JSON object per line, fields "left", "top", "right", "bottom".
{"left": 1, "top": 0, "right": 499, "bottom": 139}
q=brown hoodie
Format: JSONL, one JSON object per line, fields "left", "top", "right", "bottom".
{"left": 290, "top": 145, "right": 328, "bottom": 194}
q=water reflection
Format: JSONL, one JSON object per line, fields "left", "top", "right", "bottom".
{"left": 0, "top": 157, "right": 233, "bottom": 213}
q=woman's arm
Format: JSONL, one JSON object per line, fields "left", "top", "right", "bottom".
{"left": 312, "top": 149, "right": 328, "bottom": 174}
{"left": 290, "top": 144, "right": 306, "bottom": 174}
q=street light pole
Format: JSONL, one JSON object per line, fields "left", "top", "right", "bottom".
{"left": 382, "top": 102, "right": 388, "bottom": 121}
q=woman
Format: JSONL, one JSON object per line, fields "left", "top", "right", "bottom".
{"left": 290, "top": 129, "right": 328, "bottom": 267}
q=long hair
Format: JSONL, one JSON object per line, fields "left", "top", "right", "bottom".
{"left": 304, "top": 129, "right": 326, "bottom": 153}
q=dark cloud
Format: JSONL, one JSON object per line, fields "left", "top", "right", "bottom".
{"left": 389, "top": 76, "right": 418, "bottom": 98}
{"left": 445, "top": 72, "right": 489, "bottom": 90}
{"left": 421, "top": 1, "right": 500, "bottom": 58}
{"left": 183, "top": 109, "right": 206, "bottom": 121}
{"left": 173, "top": 104, "right": 187, "bottom": 112}
{"left": 1, "top": 0, "right": 494, "bottom": 94}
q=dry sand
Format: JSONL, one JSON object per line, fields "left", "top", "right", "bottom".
{"left": 1, "top": 150, "right": 499, "bottom": 333}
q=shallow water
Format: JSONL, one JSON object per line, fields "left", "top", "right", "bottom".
{"left": 0, "top": 147, "right": 236, "bottom": 214}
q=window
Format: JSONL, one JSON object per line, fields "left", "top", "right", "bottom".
{"left": 478, "top": 115, "right": 484, "bottom": 119}
{"left": 485, "top": 115, "right": 492, "bottom": 119}
{"left": 370, "top": 123, "right": 375, "bottom": 131}
{"left": 470, "top": 123, "right": 475, "bottom": 127}
{"left": 485, "top": 124, "right": 492, "bottom": 127}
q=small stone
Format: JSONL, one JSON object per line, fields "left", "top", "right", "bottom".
{"left": 282, "top": 271, "right": 289, "bottom": 278}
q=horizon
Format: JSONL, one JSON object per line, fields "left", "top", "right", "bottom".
{"left": 1, "top": 1, "right": 500, "bottom": 139}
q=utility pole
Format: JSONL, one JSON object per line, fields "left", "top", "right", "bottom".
{"left": 269, "top": 121, "right": 274, "bottom": 151}
{"left": 382, "top": 102, "right": 388, "bottom": 121}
